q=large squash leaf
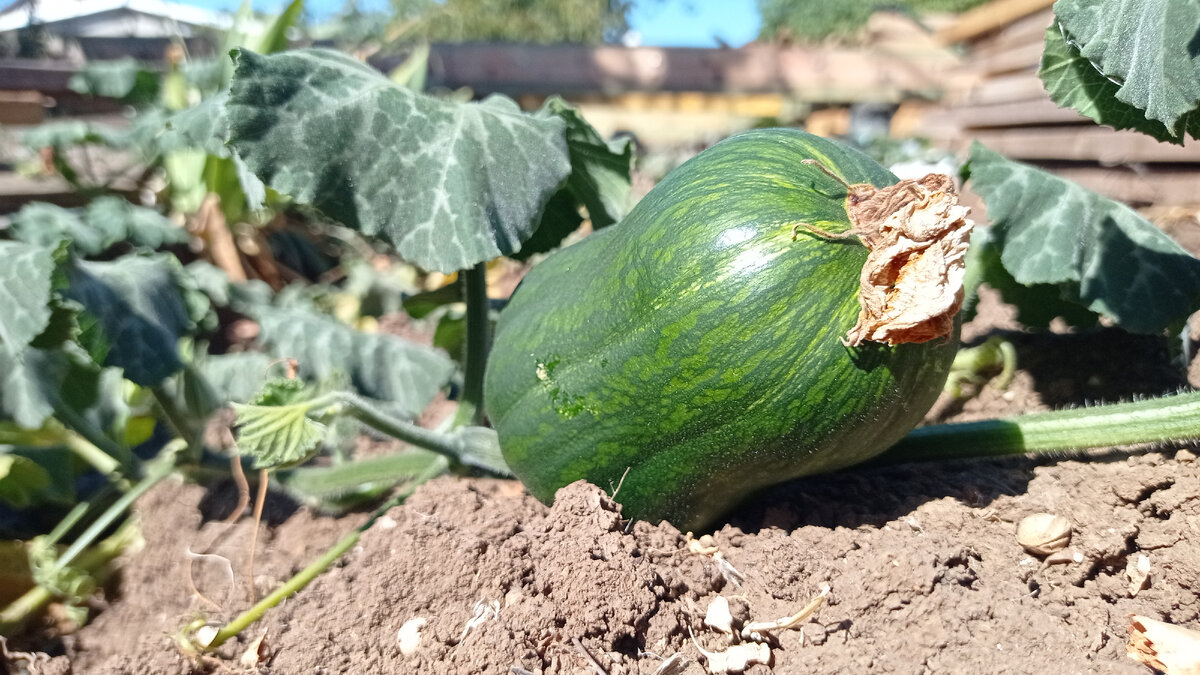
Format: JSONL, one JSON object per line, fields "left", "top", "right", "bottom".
{"left": 63, "top": 256, "right": 194, "bottom": 386}
{"left": 1039, "top": 24, "right": 1200, "bottom": 144}
{"left": 225, "top": 48, "right": 572, "bottom": 272}
{"left": 1048, "top": 0, "right": 1200, "bottom": 143}
{"left": 0, "top": 241, "right": 55, "bottom": 353}
{"left": 10, "top": 199, "right": 185, "bottom": 256}
{"left": 67, "top": 58, "right": 160, "bottom": 106}
{"left": 253, "top": 306, "right": 455, "bottom": 418}
{"left": 513, "top": 98, "right": 635, "bottom": 260}
{"left": 967, "top": 143, "right": 1200, "bottom": 333}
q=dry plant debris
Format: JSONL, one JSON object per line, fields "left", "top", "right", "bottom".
{"left": 1127, "top": 615, "right": 1200, "bottom": 674}
{"left": 1127, "top": 554, "right": 1152, "bottom": 598}
{"left": 798, "top": 160, "right": 973, "bottom": 346}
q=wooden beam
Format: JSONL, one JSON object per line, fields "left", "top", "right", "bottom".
{"left": 970, "top": 9, "right": 1054, "bottom": 58}
{"left": 961, "top": 73, "right": 1047, "bottom": 105}
{"left": 1046, "top": 165, "right": 1200, "bottom": 205}
{"left": 943, "top": 97, "right": 1087, "bottom": 128}
{"left": 970, "top": 40, "right": 1044, "bottom": 77}
{"left": 937, "top": 0, "right": 1057, "bottom": 45}
{"left": 973, "top": 127, "right": 1200, "bottom": 163}
{"left": 374, "top": 44, "right": 952, "bottom": 100}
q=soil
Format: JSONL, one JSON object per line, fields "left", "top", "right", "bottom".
{"left": 5, "top": 286, "right": 1195, "bottom": 675}
{"left": 8, "top": 288, "right": 1200, "bottom": 671}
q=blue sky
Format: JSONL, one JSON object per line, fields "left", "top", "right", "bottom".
{"left": 173, "top": 0, "right": 762, "bottom": 47}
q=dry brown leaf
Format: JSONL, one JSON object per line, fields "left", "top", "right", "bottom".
{"left": 800, "top": 162, "right": 972, "bottom": 347}
{"left": 1128, "top": 615, "right": 1200, "bottom": 674}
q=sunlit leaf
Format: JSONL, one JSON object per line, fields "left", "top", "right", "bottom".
{"left": 67, "top": 58, "right": 160, "bottom": 106}
{"left": 10, "top": 199, "right": 184, "bottom": 256}
{"left": 254, "top": 306, "right": 454, "bottom": 418}
{"left": 1039, "top": 23, "right": 1200, "bottom": 144}
{"left": 232, "top": 398, "right": 327, "bottom": 469}
{"left": 192, "top": 351, "right": 276, "bottom": 405}
{"left": 64, "top": 256, "right": 193, "bottom": 385}
{"left": 226, "top": 48, "right": 572, "bottom": 272}
{"left": 967, "top": 142, "right": 1200, "bottom": 333}
{"left": 0, "top": 241, "right": 55, "bottom": 353}
{"left": 0, "top": 348, "right": 69, "bottom": 429}
{"left": 1053, "top": 0, "right": 1200, "bottom": 139}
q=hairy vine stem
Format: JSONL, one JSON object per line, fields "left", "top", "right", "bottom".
{"left": 881, "top": 389, "right": 1200, "bottom": 464}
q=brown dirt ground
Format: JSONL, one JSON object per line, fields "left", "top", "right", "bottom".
{"left": 6, "top": 284, "right": 1197, "bottom": 675}
{"left": 9, "top": 200, "right": 1200, "bottom": 674}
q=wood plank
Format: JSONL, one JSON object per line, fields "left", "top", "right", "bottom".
{"left": 937, "top": 0, "right": 1056, "bottom": 45}
{"left": 942, "top": 97, "right": 1087, "bottom": 128}
{"left": 970, "top": 40, "right": 1044, "bottom": 77}
{"left": 373, "top": 44, "right": 950, "bottom": 100}
{"left": 970, "top": 9, "right": 1053, "bottom": 58}
{"left": 962, "top": 73, "right": 1047, "bottom": 105}
{"left": 973, "top": 127, "right": 1200, "bottom": 163}
{"left": 1046, "top": 165, "right": 1200, "bottom": 205}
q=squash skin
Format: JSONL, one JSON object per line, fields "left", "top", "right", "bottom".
{"left": 484, "top": 129, "right": 959, "bottom": 530}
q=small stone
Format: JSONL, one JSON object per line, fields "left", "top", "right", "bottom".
{"left": 397, "top": 617, "right": 427, "bottom": 656}
{"left": 704, "top": 596, "right": 734, "bottom": 634}
{"left": 1175, "top": 448, "right": 1197, "bottom": 462}
{"left": 1016, "top": 513, "right": 1072, "bottom": 556}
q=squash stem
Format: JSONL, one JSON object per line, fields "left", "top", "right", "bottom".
{"left": 204, "top": 455, "right": 447, "bottom": 650}
{"left": 454, "top": 262, "right": 490, "bottom": 428}
{"left": 880, "top": 389, "right": 1200, "bottom": 464}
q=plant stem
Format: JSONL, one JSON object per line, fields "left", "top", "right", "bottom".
{"left": 55, "top": 440, "right": 182, "bottom": 571}
{"left": 152, "top": 385, "right": 202, "bottom": 455}
{"left": 205, "top": 455, "right": 448, "bottom": 650}
{"left": 454, "top": 262, "right": 491, "bottom": 428}
{"left": 61, "top": 429, "right": 122, "bottom": 478}
{"left": 316, "top": 392, "right": 466, "bottom": 459}
{"left": 51, "top": 405, "right": 132, "bottom": 470}
{"left": 0, "top": 518, "right": 138, "bottom": 637}
{"left": 880, "top": 389, "right": 1200, "bottom": 464}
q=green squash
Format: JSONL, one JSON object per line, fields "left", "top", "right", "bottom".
{"left": 484, "top": 128, "right": 961, "bottom": 530}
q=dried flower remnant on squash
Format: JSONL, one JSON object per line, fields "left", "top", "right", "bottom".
{"left": 801, "top": 160, "right": 973, "bottom": 347}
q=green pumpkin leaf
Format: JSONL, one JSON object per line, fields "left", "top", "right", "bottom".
{"left": 162, "top": 94, "right": 232, "bottom": 158}
{"left": 0, "top": 241, "right": 55, "bottom": 354}
{"left": 0, "top": 349, "right": 64, "bottom": 428}
{"left": 193, "top": 351, "right": 276, "bottom": 405}
{"left": 254, "top": 306, "right": 454, "bottom": 418}
{"left": 10, "top": 200, "right": 184, "bottom": 255}
{"left": 232, "top": 395, "right": 327, "bottom": 469}
{"left": 543, "top": 96, "right": 633, "bottom": 230}
{"left": 1051, "top": 0, "right": 1200, "bottom": 142}
{"left": 63, "top": 256, "right": 193, "bottom": 386}
{"left": 226, "top": 48, "right": 572, "bottom": 272}
{"left": 85, "top": 197, "right": 188, "bottom": 250}
{"left": 67, "top": 58, "right": 160, "bottom": 106}
{"left": 1038, "top": 24, "right": 1200, "bottom": 144}
{"left": 967, "top": 142, "right": 1200, "bottom": 333}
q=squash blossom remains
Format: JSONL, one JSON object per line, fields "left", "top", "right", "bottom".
{"left": 801, "top": 160, "right": 973, "bottom": 347}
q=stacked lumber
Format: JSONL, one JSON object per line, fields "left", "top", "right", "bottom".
{"left": 918, "top": 0, "right": 1200, "bottom": 205}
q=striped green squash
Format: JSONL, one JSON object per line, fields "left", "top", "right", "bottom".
{"left": 484, "top": 129, "right": 959, "bottom": 530}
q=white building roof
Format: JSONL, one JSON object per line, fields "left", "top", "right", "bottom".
{"left": 0, "top": 0, "right": 241, "bottom": 35}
